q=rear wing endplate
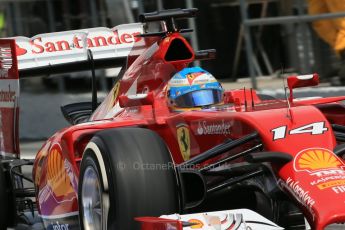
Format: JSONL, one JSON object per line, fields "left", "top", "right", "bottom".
{"left": 0, "top": 39, "right": 19, "bottom": 158}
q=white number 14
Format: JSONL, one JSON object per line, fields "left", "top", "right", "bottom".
{"left": 271, "top": 122, "right": 328, "bottom": 140}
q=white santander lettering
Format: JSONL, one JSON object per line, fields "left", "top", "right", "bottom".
{"left": 29, "top": 31, "right": 141, "bottom": 54}
{"left": 31, "top": 37, "right": 44, "bottom": 54}
{"left": 196, "top": 120, "right": 231, "bottom": 135}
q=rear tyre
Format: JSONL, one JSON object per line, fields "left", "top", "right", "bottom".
{"left": 0, "top": 162, "right": 8, "bottom": 230}
{"left": 78, "top": 128, "right": 180, "bottom": 230}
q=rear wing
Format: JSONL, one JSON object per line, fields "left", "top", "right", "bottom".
{"left": 0, "top": 23, "right": 143, "bottom": 158}
{"left": 11, "top": 23, "right": 144, "bottom": 77}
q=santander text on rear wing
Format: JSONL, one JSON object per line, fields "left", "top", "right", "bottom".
{"left": 11, "top": 23, "right": 144, "bottom": 77}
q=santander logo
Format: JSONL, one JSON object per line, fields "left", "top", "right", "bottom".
{"left": 15, "top": 30, "right": 142, "bottom": 57}
{"left": 15, "top": 44, "right": 27, "bottom": 56}
{"left": 196, "top": 120, "right": 231, "bottom": 135}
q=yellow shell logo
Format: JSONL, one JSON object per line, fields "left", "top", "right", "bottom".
{"left": 46, "top": 148, "right": 74, "bottom": 197}
{"left": 188, "top": 219, "right": 203, "bottom": 229}
{"left": 34, "top": 143, "right": 50, "bottom": 185}
{"left": 294, "top": 148, "right": 343, "bottom": 172}
{"left": 177, "top": 124, "right": 190, "bottom": 161}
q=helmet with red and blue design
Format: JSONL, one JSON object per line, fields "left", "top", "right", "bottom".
{"left": 167, "top": 67, "right": 223, "bottom": 111}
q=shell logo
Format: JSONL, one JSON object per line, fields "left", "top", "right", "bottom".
{"left": 294, "top": 148, "right": 343, "bottom": 172}
{"left": 188, "top": 219, "right": 203, "bottom": 229}
{"left": 34, "top": 144, "right": 49, "bottom": 185}
{"left": 46, "top": 147, "right": 74, "bottom": 197}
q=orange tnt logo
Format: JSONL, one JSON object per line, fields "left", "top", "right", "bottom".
{"left": 294, "top": 148, "right": 343, "bottom": 173}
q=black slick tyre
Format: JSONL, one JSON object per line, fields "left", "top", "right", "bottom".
{"left": 78, "top": 128, "right": 180, "bottom": 230}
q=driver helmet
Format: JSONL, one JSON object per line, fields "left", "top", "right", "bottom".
{"left": 167, "top": 67, "right": 223, "bottom": 111}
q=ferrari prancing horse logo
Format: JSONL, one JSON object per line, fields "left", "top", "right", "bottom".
{"left": 177, "top": 124, "right": 191, "bottom": 161}
{"left": 113, "top": 82, "right": 120, "bottom": 102}
{"left": 187, "top": 72, "right": 203, "bottom": 85}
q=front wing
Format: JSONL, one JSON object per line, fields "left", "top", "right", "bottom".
{"left": 136, "top": 209, "right": 283, "bottom": 230}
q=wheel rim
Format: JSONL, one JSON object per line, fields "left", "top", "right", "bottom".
{"left": 82, "top": 166, "right": 102, "bottom": 230}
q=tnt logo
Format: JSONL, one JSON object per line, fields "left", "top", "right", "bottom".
{"left": 310, "top": 169, "right": 345, "bottom": 177}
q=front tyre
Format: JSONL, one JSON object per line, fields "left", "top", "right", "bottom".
{"left": 78, "top": 128, "right": 180, "bottom": 230}
{"left": 79, "top": 155, "right": 104, "bottom": 230}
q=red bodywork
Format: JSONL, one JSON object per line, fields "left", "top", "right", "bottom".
{"left": 2, "top": 28, "right": 345, "bottom": 230}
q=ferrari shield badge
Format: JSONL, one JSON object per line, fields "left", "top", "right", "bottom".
{"left": 186, "top": 72, "right": 203, "bottom": 85}
{"left": 113, "top": 81, "right": 120, "bottom": 100}
{"left": 177, "top": 124, "right": 191, "bottom": 161}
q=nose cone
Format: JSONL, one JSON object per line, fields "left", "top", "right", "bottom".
{"left": 279, "top": 148, "right": 345, "bottom": 230}
{"left": 313, "top": 208, "right": 345, "bottom": 230}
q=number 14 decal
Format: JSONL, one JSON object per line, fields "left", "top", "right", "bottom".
{"left": 271, "top": 122, "right": 328, "bottom": 140}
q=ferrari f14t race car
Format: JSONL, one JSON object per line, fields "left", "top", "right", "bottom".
{"left": 2, "top": 8, "right": 345, "bottom": 230}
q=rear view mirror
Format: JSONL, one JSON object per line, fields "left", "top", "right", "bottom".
{"left": 287, "top": 74, "right": 319, "bottom": 89}
{"left": 287, "top": 73, "right": 319, "bottom": 102}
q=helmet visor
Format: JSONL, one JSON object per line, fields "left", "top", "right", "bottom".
{"left": 174, "top": 89, "right": 223, "bottom": 108}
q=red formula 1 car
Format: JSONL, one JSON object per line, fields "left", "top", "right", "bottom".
{"left": 2, "top": 8, "right": 345, "bottom": 230}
